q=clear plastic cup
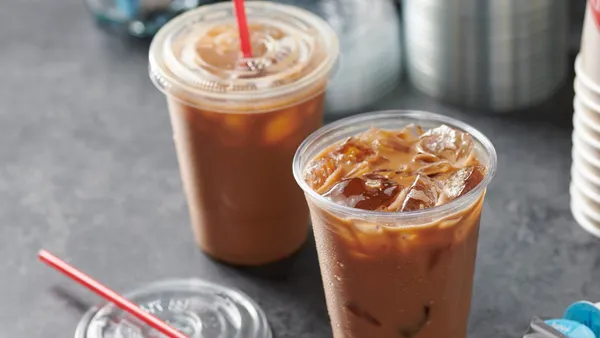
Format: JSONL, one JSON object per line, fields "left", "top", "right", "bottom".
{"left": 292, "top": 110, "right": 497, "bottom": 338}
{"left": 148, "top": 1, "right": 339, "bottom": 265}
{"left": 75, "top": 279, "right": 271, "bottom": 338}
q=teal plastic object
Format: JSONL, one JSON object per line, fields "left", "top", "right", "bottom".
{"left": 564, "top": 301, "right": 600, "bottom": 337}
{"left": 545, "top": 318, "right": 596, "bottom": 338}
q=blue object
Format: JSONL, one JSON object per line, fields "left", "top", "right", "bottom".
{"left": 84, "top": 0, "right": 212, "bottom": 37}
{"left": 116, "top": 0, "right": 139, "bottom": 19}
{"left": 544, "top": 319, "right": 596, "bottom": 338}
{"left": 564, "top": 301, "right": 600, "bottom": 338}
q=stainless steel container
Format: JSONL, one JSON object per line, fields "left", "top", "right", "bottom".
{"left": 404, "top": 0, "right": 569, "bottom": 111}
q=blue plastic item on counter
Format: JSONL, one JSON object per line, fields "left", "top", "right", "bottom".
{"left": 524, "top": 317, "right": 596, "bottom": 338}
{"left": 564, "top": 301, "right": 600, "bottom": 337}
{"left": 84, "top": 0, "right": 214, "bottom": 37}
{"left": 545, "top": 319, "right": 596, "bottom": 338}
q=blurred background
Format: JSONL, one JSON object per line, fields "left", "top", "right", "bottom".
{"left": 79, "top": 0, "right": 584, "bottom": 115}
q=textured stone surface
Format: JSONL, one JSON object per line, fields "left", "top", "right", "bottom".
{"left": 0, "top": 0, "right": 596, "bottom": 337}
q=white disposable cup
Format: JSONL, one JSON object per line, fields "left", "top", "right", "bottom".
{"left": 573, "top": 130, "right": 600, "bottom": 178}
{"left": 580, "top": 2, "right": 600, "bottom": 86}
{"left": 575, "top": 96, "right": 600, "bottom": 134}
{"left": 571, "top": 176, "right": 600, "bottom": 222}
{"left": 570, "top": 183, "right": 600, "bottom": 238}
{"left": 575, "top": 56, "right": 600, "bottom": 104}
{"left": 572, "top": 157, "right": 600, "bottom": 202}
{"left": 573, "top": 110, "right": 600, "bottom": 152}
{"left": 573, "top": 139, "right": 600, "bottom": 178}
{"left": 575, "top": 96, "right": 600, "bottom": 133}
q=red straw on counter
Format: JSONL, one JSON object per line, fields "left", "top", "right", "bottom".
{"left": 233, "top": 0, "right": 252, "bottom": 58}
{"left": 38, "top": 250, "right": 188, "bottom": 338}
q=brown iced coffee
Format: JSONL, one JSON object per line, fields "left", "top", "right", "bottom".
{"left": 149, "top": 2, "right": 339, "bottom": 265}
{"left": 293, "top": 111, "right": 497, "bottom": 338}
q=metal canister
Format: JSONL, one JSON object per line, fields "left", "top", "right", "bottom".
{"left": 403, "top": 0, "right": 569, "bottom": 112}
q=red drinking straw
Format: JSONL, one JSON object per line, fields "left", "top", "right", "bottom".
{"left": 38, "top": 250, "right": 188, "bottom": 338}
{"left": 233, "top": 0, "right": 253, "bottom": 58}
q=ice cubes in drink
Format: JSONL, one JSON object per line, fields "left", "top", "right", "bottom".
{"left": 417, "top": 125, "right": 474, "bottom": 164}
{"left": 305, "top": 123, "right": 485, "bottom": 213}
{"left": 323, "top": 175, "right": 401, "bottom": 211}
{"left": 397, "top": 123, "right": 425, "bottom": 142}
{"left": 360, "top": 128, "right": 411, "bottom": 154}
{"left": 441, "top": 165, "right": 486, "bottom": 201}
{"left": 305, "top": 157, "right": 339, "bottom": 190}
{"left": 263, "top": 109, "right": 300, "bottom": 144}
{"left": 334, "top": 137, "right": 375, "bottom": 165}
{"left": 399, "top": 175, "right": 439, "bottom": 212}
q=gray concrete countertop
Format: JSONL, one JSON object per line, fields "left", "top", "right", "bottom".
{"left": 1, "top": 1, "right": 598, "bottom": 337}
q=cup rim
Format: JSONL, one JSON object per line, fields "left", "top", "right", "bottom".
{"left": 292, "top": 110, "right": 497, "bottom": 220}
{"left": 575, "top": 55, "right": 600, "bottom": 95}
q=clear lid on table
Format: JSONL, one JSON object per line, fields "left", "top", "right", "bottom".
{"left": 75, "top": 279, "right": 271, "bottom": 338}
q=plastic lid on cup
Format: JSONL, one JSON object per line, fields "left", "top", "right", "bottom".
{"left": 149, "top": 1, "right": 339, "bottom": 110}
{"left": 75, "top": 279, "right": 271, "bottom": 338}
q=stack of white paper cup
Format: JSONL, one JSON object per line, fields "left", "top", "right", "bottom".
{"left": 571, "top": 0, "right": 600, "bottom": 237}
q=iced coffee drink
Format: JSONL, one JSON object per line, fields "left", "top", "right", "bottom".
{"left": 149, "top": 2, "right": 338, "bottom": 265}
{"left": 293, "top": 111, "right": 497, "bottom": 338}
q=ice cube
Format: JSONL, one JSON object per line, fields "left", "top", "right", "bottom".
{"left": 323, "top": 175, "right": 401, "bottom": 211}
{"left": 442, "top": 165, "right": 485, "bottom": 200}
{"left": 397, "top": 124, "right": 425, "bottom": 142}
{"left": 373, "top": 136, "right": 411, "bottom": 154}
{"left": 416, "top": 125, "right": 474, "bottom": 164}
{"left": 333, "top": 137, "right": 374, "bottom": 165}
{"left": 263, "top": 110, "right": 299, "bottom": 144}
{"left": 344, "top": 161, "right": 371, "bottom": 179}
{"left": 223, "top": 114, "right": 248, "bottom": 133}
{"left": 418, "top": 160, "right": 455, "bottom": 177}
{"left": 305, "top": 157, "right": 338, "bottom": 190}
{"left": 359, "top": 128, "right": 412, "bottom": 153}
{"left": 369, "top": 169, "right": 406, "bottom": 179}
{"left": 412, "top": 152, "right": 441, "bottom": 164}
{"left": 400, "top": 175, "right": 440, "bottom": 212}
{"left": 353, "top": 221, "right": 392, "bottom": 256}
